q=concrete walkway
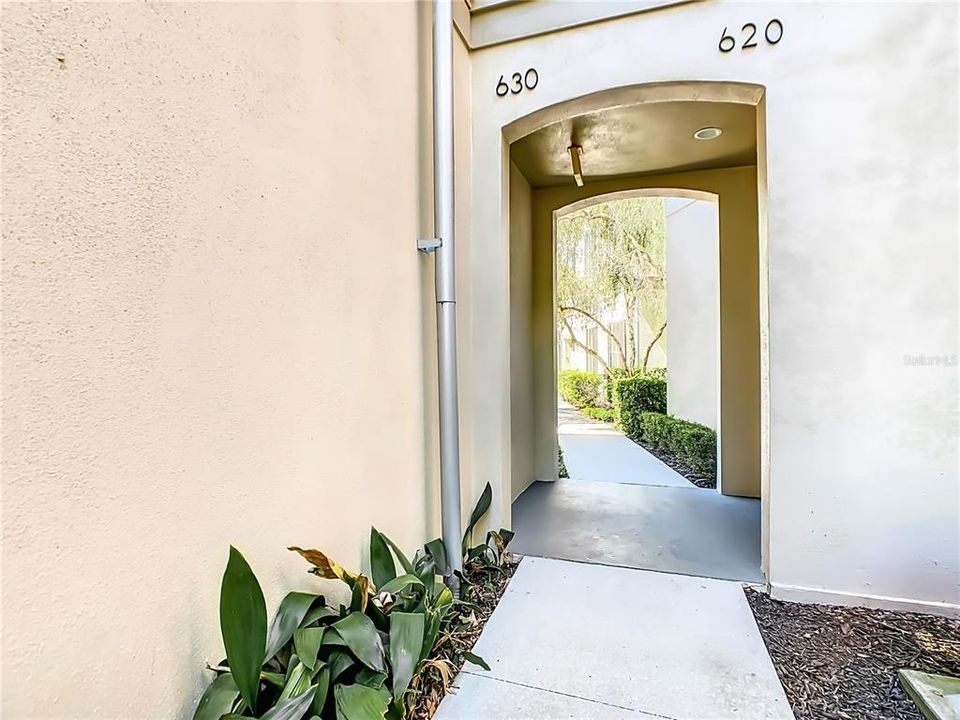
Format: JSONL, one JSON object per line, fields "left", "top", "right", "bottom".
{"left": 558, "top": 401, "right": 689, "bottom": 487}
{"left": 541, "top": 401, "right": 762, "bottom": 583}
{"left": 435, "top": 557, "right": 793, "bottom": 720}
{"left": 512, "top": 479, "right": 763, "bottom": 583}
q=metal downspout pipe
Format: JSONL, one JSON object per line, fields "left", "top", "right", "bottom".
{"left": 432, "top": 0, "right": 463, "bottom": 584}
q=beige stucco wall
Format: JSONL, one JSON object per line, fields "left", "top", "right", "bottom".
{"left": 2, "top": 3, "right": 430, "bottom": 717}
{"left": 508, "top": 162, "right": 535, "bottom": 500}
{"left": 470, "top": 2, "right": 959, "bottom": 613}
{"left": 666, "top": 198, "right": 719, "bottom": 432}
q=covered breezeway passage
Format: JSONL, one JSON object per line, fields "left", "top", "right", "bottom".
{"left": 502, "top": 82, "right": 768, "bottom": 583}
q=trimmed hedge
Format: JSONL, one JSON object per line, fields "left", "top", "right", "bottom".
{"left": 558, "top": 370, "right": 605, "bottom": 409}
{"left": 581, "top": 406, "right": 615, "bottom": 423}
{"left": 631, "top": 411, "right": 716, "bottom": 475}
{"left": 603, "top": 367, "right": 636, "bottom": 406}
{"left": 612, "top": 374, "right": 668, "bottom": 433}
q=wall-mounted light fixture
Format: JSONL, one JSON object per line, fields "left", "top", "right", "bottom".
{"left": 568, "top": 145, "right": 584, "bottom": 187}
{"left": 693, "top": 127, "right": 723, "bottom": 141}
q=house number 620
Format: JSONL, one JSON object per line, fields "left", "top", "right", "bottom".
{"left": 719, "top": 19, "right": 783, "bottom": 52}
{"left": 496, "top": 68, "right": 539, "bottom": 97}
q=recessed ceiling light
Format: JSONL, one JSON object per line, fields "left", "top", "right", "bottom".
{"left": 693, "top": 127, "right": 723, "bottom": 141}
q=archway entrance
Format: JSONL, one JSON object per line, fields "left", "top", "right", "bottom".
{"left": 499, "top": 82, "right": 769, "bottom": 582}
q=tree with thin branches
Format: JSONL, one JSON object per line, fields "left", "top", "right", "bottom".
{"left": 556, "top": 197, "right": 666, "bottom": 373}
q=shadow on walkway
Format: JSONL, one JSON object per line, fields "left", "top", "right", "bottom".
{"left": 512, "top": 401, "right": 762, "bottom": 583}
{"left": 512, "top": 479, "right": 762, "bottom": 583}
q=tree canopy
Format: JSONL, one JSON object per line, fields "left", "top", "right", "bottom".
{"left": 556, "top": 196, "right": 666, "bottom": 371}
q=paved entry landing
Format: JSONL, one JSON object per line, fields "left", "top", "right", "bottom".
{"left": 558, "top": 401, "right": 689, "bottom": 487}
{"left": 435, "top": 557, "right": 793, "bottom": 720}
{"left": 512, "top": 479, "right": 762, "bottom": 583}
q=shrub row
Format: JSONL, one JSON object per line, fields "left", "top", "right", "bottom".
{"left": 581, "top": 406, "right": 615, "bottom": 423}
{"left": 559, "top": 368, "right": 668, "bottom": 411}
{"left": 603, "top": 366, "right": 636, "bottom": 406}
{"left": 630, "top": 411, "right": 716, "bottom": 475}
{"left": 557, "top": 370, "right": 605, "bottom": 408}
{"left": 611, "top": 374, "right": 668, "bottom": 430}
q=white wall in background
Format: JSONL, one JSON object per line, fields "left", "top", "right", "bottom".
{"left": 666, "top": 198, "right": 719, "bottom": 432}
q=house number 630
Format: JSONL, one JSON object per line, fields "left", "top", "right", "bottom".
{"left": 719, "top": 19, "right": 783, "bottom": 52}
{"left": 496, "top": 68, "right": 539, "bottom": 97}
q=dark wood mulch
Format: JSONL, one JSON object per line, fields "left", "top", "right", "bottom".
{"left": 407, "top": 558, "right": 519, "bottom": 719}
{"left": 745, "top": 586, "right": 960, "bottom": 720}
{"left": 632, "top": 437, "right": 716, "bottom": 489}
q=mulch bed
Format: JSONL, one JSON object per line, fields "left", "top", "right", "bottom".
{"left": 408, "top": 558, "right": 519, "bottom": 719}
{"left": 745, "top": 586, "right": 960, "bottom": 720}
{"left": 632, "top": 436, "right": 716, "bottom": 489}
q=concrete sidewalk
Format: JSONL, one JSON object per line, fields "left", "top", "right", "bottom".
{"left": 511, "top": 479, "right": 763, "bottom": 583}
{"left": 558, "top": 401, "right": 689, "bottom": 487}
{"left": 435, "top": 557, "right": 793, "bottom": 720}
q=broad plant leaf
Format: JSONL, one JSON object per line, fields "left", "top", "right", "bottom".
{"left": 334, "top": 684, "right": 390, "bottom": 720}
{"left": 192, "top": 672, "right": 239, "bottom": 720}
{"left": 294, "top": 627, "right": 325, "bottom": 670}
{"left": 350, "top": 576, "right": 370, "bottom": 614}
{"left": 377, "top": 534, "right": 416, "bottom": 575}
{"left": 355, "top": 668, "right": 388, "bottom": 689}
{"left": 260, "top": 686, "right": 317, "bottom": 720}
{"left": 389, "top": 612, "right": 425, "bottom": 700}
{"left": 420, "top": 611, "right": 442, "bottom": 663}
{"left": 462, "top": 483, "right": 492, "bottom": 553}
{"left": 277, "top": 660, "right": 313, "bottom": 703}
{"left": 266, "top": 592, "right": 320, "bottom": 660}
{"left": 311, "top": 664, "right": 331, "bottom": 716}
{"left": 462, "top": 651, "right": 491, "bottom": 671}
{"left": 432, "top": 582, "right": 453, "bottom": 609}
{"left": 261, "top": 671, "right": 286, "bottom": 689}
{"left": 386, "top": 699, "right": 405, "bottom": 720}
{"left": 301, "top": 604, "right": 337, "bottom": 627}
{"left": 369, "top": 529, "right": 397, "bottom": 589}
{"left": 466, "top": 544, "right": 492, "bottom": 563}
{"left": 365, "top": 598, "right": 389, "bottom": 633}
{"left": 289, "top": 547, "right": 359, "bottom": 586}
{"left": 331, "top": 612, "right": 386, "bottom": 672}
{"left": 220, "top": 547, "right": 268, "bottom": 713}
{"left": 379, "top": 574, "right": 424, "bottom": 595}
{"left": 424, "top": 539, "right": 448, "bottom": 575}
{"left": 326, "top": 649, "right": 355, "bottom": 682}
{"left": 321, "top": 632, "right": 348, "bottom": 648}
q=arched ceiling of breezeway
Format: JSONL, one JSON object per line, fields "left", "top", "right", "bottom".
{"left": 509, "top": 100, "right": 757, "bottom": 188}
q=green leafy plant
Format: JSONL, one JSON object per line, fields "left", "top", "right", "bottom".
{"left": 580, "top": 406, "right": 615, "bottom": 423}
{"left": 403, "top": 485, "right": 516, "bottom": 715}
{"left": 557, "top": 370, "right": 605, "bottom": 408}
{"left": 194, "top": 547, "right": 344, "bottom": 720}
{"left": 602, "top": 367, "right": 636, "bottom": 406}
{"left": 612, "top": 373, "right": 668, "bottom": 431}
{"left": 456, "top": 483, "right": 515, "bottom": 594}
{"left": 633, "top": 411, "right": 716, "bottom": 475}
{"left": 194, "top": 486, "right": 513, "bottom": 720}
{"left": 195, "top": 542, "right": 431, "bottom": 720}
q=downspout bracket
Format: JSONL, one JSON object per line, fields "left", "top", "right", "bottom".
{"left": 418, "top": 237, "right": 443, "bottom": 253}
